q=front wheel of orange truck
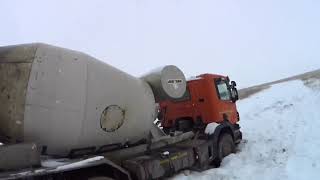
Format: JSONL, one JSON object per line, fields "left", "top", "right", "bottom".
{"left": 213, "top": 133, "right": 235, "bottom": 167}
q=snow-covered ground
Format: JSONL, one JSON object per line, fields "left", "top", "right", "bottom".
{"left": 171, "top": 79, "right": 320, "bottom": 180}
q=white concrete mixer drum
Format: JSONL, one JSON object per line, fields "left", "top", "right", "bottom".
{"left": 0, "top": 43, "right": 158, "bottom": 156}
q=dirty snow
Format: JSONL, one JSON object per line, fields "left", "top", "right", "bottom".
{"left": 55, "top": 156, "right": 104, "bottom": 170}
{"left": 205, "top": 122, "right": 220, "bottom": 135}
{"left": 171, "top": 80, "right": 320, "bottom": 180}
{"left": 41, "top": 158, "right": 69, "bottom": 168}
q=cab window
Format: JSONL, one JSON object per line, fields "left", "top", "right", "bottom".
{"left": 216, "top": 80, "right": 231, "bottom": 101}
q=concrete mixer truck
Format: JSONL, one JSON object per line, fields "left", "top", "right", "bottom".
{"left": 0, "top": 43, "right": 242, "bottom": 180}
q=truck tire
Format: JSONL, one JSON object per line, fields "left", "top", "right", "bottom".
{"left": 213, "top": 133, "right": 235, "bottom": 167}
{"left": 176, "top": 119, "right": 193, "bottom": 132}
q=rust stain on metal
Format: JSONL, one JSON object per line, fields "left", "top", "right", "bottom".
{"left": 0, "top": 44, "right": 37, "bottom": 142}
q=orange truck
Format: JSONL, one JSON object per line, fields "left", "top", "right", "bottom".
{"left": 159, "top": 73, "right": 242, "bottom": 164}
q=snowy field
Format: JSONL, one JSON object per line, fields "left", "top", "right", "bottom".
{"left": 171, "top": 79, "right": 320, "bottom": 180}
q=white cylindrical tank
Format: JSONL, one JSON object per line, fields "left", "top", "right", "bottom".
{"left": 0, "top": 43, "right": 170, "bottom": 156}
{"left": 141, "top": 66, "right": 187, "bottom": 102}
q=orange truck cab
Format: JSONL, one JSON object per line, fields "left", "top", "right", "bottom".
{"left": 159, "top": 74, "right": 240, "bottom": 133}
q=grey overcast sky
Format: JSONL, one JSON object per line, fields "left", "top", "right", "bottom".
{"left": 1, "top": 0, "right": 320, "bottom": 88}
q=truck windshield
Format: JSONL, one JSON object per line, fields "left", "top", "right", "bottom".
{"left": 216, "top": 80, "right": 231, "bottom": 101}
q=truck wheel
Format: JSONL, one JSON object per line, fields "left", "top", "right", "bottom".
{"left": 213, "top": 133, "right": 235, "bottom": 167}
{"left": 176, "top": 119, "right": 193, "bottom": 132}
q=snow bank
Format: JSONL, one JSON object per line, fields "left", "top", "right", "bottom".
{"left": 171, "top": 80, "right": 320, "bottom": 180}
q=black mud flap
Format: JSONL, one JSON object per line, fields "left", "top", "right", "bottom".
{"left": 233, "top": 124, "right": 242, "bottom": 144}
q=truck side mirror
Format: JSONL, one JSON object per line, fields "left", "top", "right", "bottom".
{"left": 230, "top": 81, "right": 238, "bottom": 102}
{"left": 231, "top": 88, "right": 239, "bottom": 102}
{"left": 231, "top": 81, "right": 237, "bottom": 87}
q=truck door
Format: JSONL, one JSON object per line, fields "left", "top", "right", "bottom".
{"left": 214, "top": 78, "right": 238, "bottom": 123}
